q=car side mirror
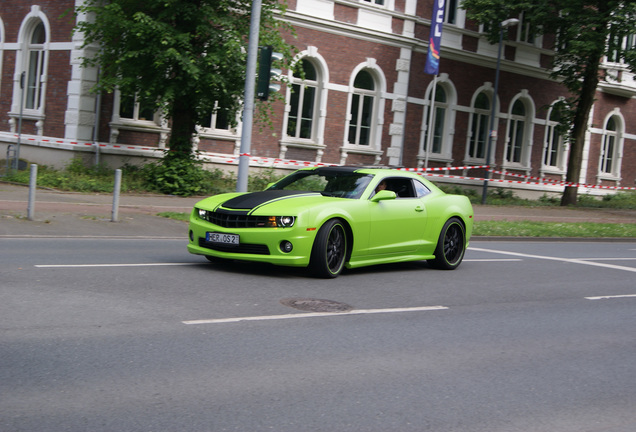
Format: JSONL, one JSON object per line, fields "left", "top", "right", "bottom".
{"left": 371, "top": 190, "right": 397, "bottom": 202}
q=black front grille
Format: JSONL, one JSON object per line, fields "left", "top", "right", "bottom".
{"left": 199, "top": 238, "right": 270, "bottom": 255}
{"left": 202, "top": 211, "right": 270, "bottom": 229}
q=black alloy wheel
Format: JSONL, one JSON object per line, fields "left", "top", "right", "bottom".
{"left": 310, "top": 218, "right": 347, "bottom": 278}
{"left": 429, "top": 217, "right": 466, "bottom": 270}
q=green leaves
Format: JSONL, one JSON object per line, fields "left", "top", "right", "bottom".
{"left": 75, "top": 0, "right": 294, "bottom": 158}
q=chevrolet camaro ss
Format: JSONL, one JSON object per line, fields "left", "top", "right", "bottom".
{"left": 187, "top": 166, "right": 474, "bottom": 278}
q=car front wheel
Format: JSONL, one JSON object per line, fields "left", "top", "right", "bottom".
{"left": 429, "top": 217, "right": 466, "bottom": 270}
{"left": 309, "top": 219, "right": 347, "bottom": 278}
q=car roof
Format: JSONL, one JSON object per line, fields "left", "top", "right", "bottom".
{"left": 304, "top": 166, "right": 410, "bottom": 176}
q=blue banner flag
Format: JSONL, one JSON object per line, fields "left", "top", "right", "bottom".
{"left": 425, "top": 0, "right": 446, "bottom": 75}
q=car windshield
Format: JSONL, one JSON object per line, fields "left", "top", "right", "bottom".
{"left": 268, "top": 170, "right": 373, "bottom": 199}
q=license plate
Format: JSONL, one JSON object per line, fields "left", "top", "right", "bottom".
{"left": 206, "top": 232, "right": 239, "bottom": 245}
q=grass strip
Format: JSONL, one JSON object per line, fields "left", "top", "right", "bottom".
{"left": 473, "top": 220, "right": 636, "bottom": 238}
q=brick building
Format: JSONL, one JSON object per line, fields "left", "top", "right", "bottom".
{"left": 1, "top": 0, "right": 635, "bottom": 195}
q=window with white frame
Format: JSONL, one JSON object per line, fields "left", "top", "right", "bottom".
{"left": 543, "top": 105, "right": 565, "bottom": 169}
{"left": 361, "top": 0, "right": 384, "bottom": 6}
{"left": 505, "top": 99, "right": 528, "bottom": 164}
{"left": 200, "top": 101, "right": 234, "bottom": 132}
{"left": 422, "top": 85, "right": 448, "bottom": 156}
{"left": 118, "top": 93, "right": 157, "bottom": 122}
{"left": 287, "top": 59, "right": 318, "bottom": 140}
{"left": 607, "top": 33, "right": 636, "bottom": 63}
{"left": 25, "top": 20, "right": 46, "bottom": 111}
{"left": 517, "top": 12, "right": 536, "bottom": 45}
{"left": 348, "top": 70, "right": 377, "bottom": 146}
{"left": 444, "top": 0, "right": 458, "bottom": 25}
{"left": 600, "top": 115, "right": 621, "bottom": 176}
{"left": 468, "top": 92, "right": 491, "bottom": 160}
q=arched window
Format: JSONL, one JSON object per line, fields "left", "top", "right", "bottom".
{"left": 505, "top": 100, "right": 527, "bottom": 163}
{"left": 287, "top": 59, "right": 318, "bottom": 140}
{"left": 348, "top": 70, "right": 376, "bottom": 146}
{"left": 423, "top": 86, "right": 447, "bottom": 155}
{"left": 25, "top": 20, "right": 47, "bottom": 111}
{"left": 543, "top": 105, "right": 565, "bottom": 170}
{"left": 468, "top": 92, "right": 491, "bottom": 160}
{"left": 600, "top": 116, "right": 620, "bottom": 175}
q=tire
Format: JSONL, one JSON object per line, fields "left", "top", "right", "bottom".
{"left": 309, "top": 219, "right": 348, "bottom": 278}
{"left": 429, "top": 217, "right": 466, "bottom": 270}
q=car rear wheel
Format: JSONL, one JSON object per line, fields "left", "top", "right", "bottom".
{"left": 310, "top": 219, "right": 347, "bottom": 278}
{"left": 429, "top": 217, "right": 466, "bottom": 270}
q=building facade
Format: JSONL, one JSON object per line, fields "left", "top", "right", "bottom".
{"left": 1, "top": 0, "right": 635, "bottom": 195}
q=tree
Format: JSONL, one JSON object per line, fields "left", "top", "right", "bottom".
{"left": 461, "top": 0, "right": 636, "bottom": 205}
{"left": 75, "top": 0, "right": 293, "bottom": 160}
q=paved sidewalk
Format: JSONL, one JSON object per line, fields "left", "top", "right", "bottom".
{"left": 1, "top": 182, "right": 635, "bottom": 238}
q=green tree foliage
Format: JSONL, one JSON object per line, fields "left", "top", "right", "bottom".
{"left": 461, "top": 0, "right": 636, "bottom": 205}
{"left": 74, "top": 0, "right": 293, "bottom": 188}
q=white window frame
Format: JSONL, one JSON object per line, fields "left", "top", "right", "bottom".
{"left": 286, "top": 58, "right": 320, "bottom": 141}
{"left": 114, "top": 91, "right": 160, "bottom": 126}
{"left": 344, "top": 62, "right": 385, "bottom": 151}
{"left": 419, "top": 75, "right": 456, "bottom": 165}
{"left": 196, "top": 101, "right": 240, "bottom": 139}
{"left": 281, "top": 47, "right": 329, "bottom": 161}
{"left": 516, "top": 12, "right": 537, "bottom": 46}
{"left": 12, "top": 7, "right": 50, "bottom": 128}
{"left": 503, "top": 93, "right": 535, "bottom": 169}
{"left": 341, "top": 60, "right": 386, "bottom": 164}
{"left": 541, "top": 101, "right": 567, "bottom": 174}
{"left": 465, "top": 87, "right": 494, "bottom": 163}
{"left": 109, "top": 90, "right": 169, "bottom": 146}
{"left": 598, "top": 111, "right": 624, "bottom": 181}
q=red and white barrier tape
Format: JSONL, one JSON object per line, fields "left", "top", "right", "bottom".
{"left": 399, "top": 165, "right": 490, "bottom": 172}
{"left": 8, "top": 133, "right": 635, "bottom": 190}
{"left": 488, "top": 168, "right": 636, "bottom": 191}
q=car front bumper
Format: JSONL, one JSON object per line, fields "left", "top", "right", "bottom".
{"left": 187, "top": 215, "right": 317, "bottom": 267}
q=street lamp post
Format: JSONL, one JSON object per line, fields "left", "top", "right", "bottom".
{"left": 481, "top": 18, "right": 519, "bottom": 205}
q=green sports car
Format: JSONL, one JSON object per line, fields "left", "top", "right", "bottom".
{"left": 187, "top": 166, "right": 473, "bottom": 278}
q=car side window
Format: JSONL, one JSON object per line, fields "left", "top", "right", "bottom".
{"left": 379, "top": 177, "right": 416, "bottom": 198}
{"left": 414, "top": 180, "right": 431, "bottom": 198}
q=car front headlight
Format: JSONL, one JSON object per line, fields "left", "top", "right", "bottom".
{"left": 277, "top": 216, "right": 295, "bottom": 227}
{"left": 197, "top": 208, "right": 209, "bottom": 220}
{"left": 265, "top": 216, "right": 295, "bottom": 227}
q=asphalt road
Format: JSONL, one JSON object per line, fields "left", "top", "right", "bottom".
{"left": 2, "top": 238, "right": 636, "bottom": 431}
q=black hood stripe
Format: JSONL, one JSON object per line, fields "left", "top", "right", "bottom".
{"left": 221, "top": 190, "right": 320, "bottom": 212}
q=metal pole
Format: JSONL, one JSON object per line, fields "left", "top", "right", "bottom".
{"left": 236, "top": 0, "right": 262, "bottom": 192}
{"left": 424, "top": 74, "right": 438, "bottom": 169}
{"left": 481, "top": 27, "right": 504, "bottom": 205}
{"left": 481, "top": 19, "right": 518, "bottom": 205}
{"left": 14, "top": 72, "right": 26, "bottom": 171}
{"left": 111, "top": 169, "right": 122, "bottom": 222}
{"left": 27, "top": 164, "right": 37, "bottom": 221}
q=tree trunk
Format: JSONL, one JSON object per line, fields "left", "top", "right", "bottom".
{"left": 168, "top": 96, "right": 198, "bottom": 158}
{"left": 560, "top": 58, "right": 603, "bottom": 206}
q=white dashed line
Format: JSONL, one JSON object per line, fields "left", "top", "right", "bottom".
{"left": 35, "top": 263, "right": 200, "bottom": 268}
{"left": 469, "top": 247, "right": 636, "bottom": 273}
{"left": 183, "top": 306, "right": 448, "bottom": 325}
{"left": 586, "top": 294, "right": 636, "bottom": 300}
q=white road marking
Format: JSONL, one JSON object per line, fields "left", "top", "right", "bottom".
{"left": 469, "top": 247, "right": 636, "bottom": 273}
{"left": 586, "top": 294, "right": 636, "bottom": 300}
{"left": 183, "top": 305, "right": 448, "bottom": 325}
{"left": 576, "top": 257, "right": 636, "bottom": 261}
{"left": 464, "top": 258, "right": 522, "bottom": 262}
{"left": 35, "top": 263, "right": 200, "bottom": 268}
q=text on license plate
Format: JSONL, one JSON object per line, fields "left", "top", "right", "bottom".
{"left": 206, "top": 232, "right": 239, "bottom": 245}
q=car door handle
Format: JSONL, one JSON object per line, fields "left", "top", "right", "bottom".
{"left": 415, "top": 206, "right": 424, "bottom": 212}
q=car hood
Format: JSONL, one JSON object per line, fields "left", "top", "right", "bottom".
{"left": 221, "top": 190, "right": 321, "bottom": 211}
{"left": 196, "top": 190, "right": 330, "bottom": 215}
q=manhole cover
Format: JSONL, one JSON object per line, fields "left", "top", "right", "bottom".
{"left": 280, "top": 298, "right": 353, "bottom": 313}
